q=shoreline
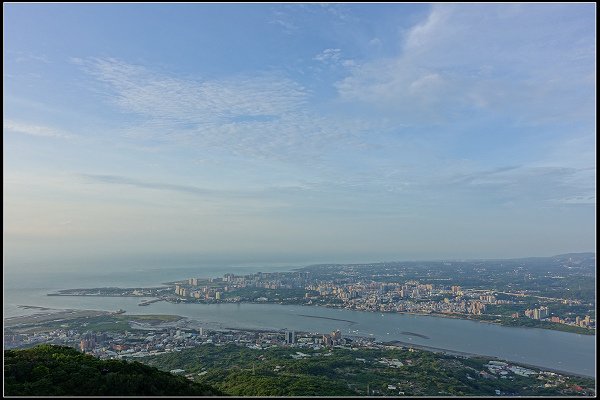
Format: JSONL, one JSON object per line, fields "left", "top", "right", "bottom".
{"left": 382, "top": 339, "right": 595, "bottom": 379}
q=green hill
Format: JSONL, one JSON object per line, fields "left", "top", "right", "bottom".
{"left": 4, "top": 345, "right": 224, "bottom": 396}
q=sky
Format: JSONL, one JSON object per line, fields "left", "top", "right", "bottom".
{"left": 3, "top": 3, "right": 596, "bottom": 273}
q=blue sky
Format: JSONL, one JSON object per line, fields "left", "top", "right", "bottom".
{"left": 4, "top": 3, "right": 596, "bottom": 271}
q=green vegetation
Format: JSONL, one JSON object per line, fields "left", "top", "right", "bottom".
{"left": 141, "top": 343, "right": 596, "bottom": 396}
{"left": 4, "top": 345, "right": 223, "bottom": 396}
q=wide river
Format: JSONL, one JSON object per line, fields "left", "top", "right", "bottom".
{"left": 6, "top": 293, "right": 596, "bottom": 378}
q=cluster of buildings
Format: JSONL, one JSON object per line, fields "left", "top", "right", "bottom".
{"left": 5, "top": 328, "right": 108, "bottom": 351}
{"left": 485, "top": 360, "right": 537, "bottom": 378}
{"left": 312, "top": 280, "right": 493, "bottom": 316}
{"left": 574, "top": 315, "right": 593, "bottom": 327}
{"left": 516, "top": 307, "right": 595, "bottom": 329}
{"left": 181, "top": 272, "right": 311, "bottom": 293}
{"left": 524, "top": 306, "right": 549, "bottom": 320}
{"left": 4, "top": 331, "right": 61, "bottom": 349}
{"left": 321, "top": 329, "right": 343, "bottom": 346}
{"left": 173, "top": 272, "right": 504, "bottom": 319}
{"left": 174, "top": 284, "right": 222, "bottom": 300}
{"left": 79, "top": 331, "right": 109, "bottom": 351}
{"left": 6, "top": 318, "right": 371, "bottom": 361}
{"left": 168, "top": 272, "right": 596, "bottom": 329}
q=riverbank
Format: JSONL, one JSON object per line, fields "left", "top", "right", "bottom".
{"left": 383, "top": 339, "right": 595, "bottom": 379}
{"left": 306, "top": 303, "right": 596, "bottom": 336}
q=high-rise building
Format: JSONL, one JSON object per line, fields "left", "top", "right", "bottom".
{"left": 469, "top": 301, "right": 485, "bottom": 315}
{"left": 285, "top": 331, "right": 295, "bottom": 344}
{"left": 332, "top": 330, "right": 342, "bottom": 342}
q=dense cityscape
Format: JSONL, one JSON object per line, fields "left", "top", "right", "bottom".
{"left": 49, "top": 253, "right": 596, "bottom": 335}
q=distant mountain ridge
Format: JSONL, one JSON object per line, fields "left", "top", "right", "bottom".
{"left": 298, "top": 252, "right": 595, "bottom": 269}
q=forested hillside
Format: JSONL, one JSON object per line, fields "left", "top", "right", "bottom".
{"left": 4, "top": 345, "right": 223, "bottom": 396}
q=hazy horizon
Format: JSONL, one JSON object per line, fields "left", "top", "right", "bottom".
{"left": 4, "top": 249, "right": 595, "bottom": 278}
{"left": 4, "top": 4, "right": 596, "bottom": 276}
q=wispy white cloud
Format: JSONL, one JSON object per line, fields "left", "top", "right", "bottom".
{"left": 549, "top": 196, "right": 596, "bottom": 205}
{"left": 74, "top": 57, "right": 308, "bottom": 121}
{"left": 335, "top": 4, "right": 595, "bottom": 125}
{"left": 425, "top": 165, "right": 596, "bottom": 207}
{"left": 4, "top": 120, "right": 74, "bottom": 139}
{"left": 74, "top": 57, "right": 390, "bottom": 162}
{"left": 313, "top": 48, "right": 356, "bottom": 69}
{"left": 11, "top": 51, "right": 50, "bottom": 64}
{"left": 80, "top": 173, "right": 318, "bottom": 200}
{"left": 314, "top": 48, "right": 342, "bottom": 63}
{"left": 269, "top": 10, "right": 299, "bottom": 34}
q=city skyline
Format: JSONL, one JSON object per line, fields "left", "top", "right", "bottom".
{"left": 4, "top": 3, "right": 596, "bottom": 272}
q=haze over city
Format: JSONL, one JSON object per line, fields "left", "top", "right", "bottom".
{"left": 4, "top": 3, "right": 595, "bottom": 274}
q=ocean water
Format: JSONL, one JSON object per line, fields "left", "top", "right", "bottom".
{"left": 3, "top": 262, "right": 298, "bottom": 317}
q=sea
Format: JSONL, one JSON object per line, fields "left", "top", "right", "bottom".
{"left": 3, "top": 262, "right": 596, "bottom": 378}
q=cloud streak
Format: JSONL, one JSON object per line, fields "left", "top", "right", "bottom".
{"left": 80, "top": 173, "right": 318, "bottom": 200}
{"left": 81, "top": 174, "right": 216, "bottom": 196}
{"left": 4, "top": 120, "right": 74, "bottom": 139}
